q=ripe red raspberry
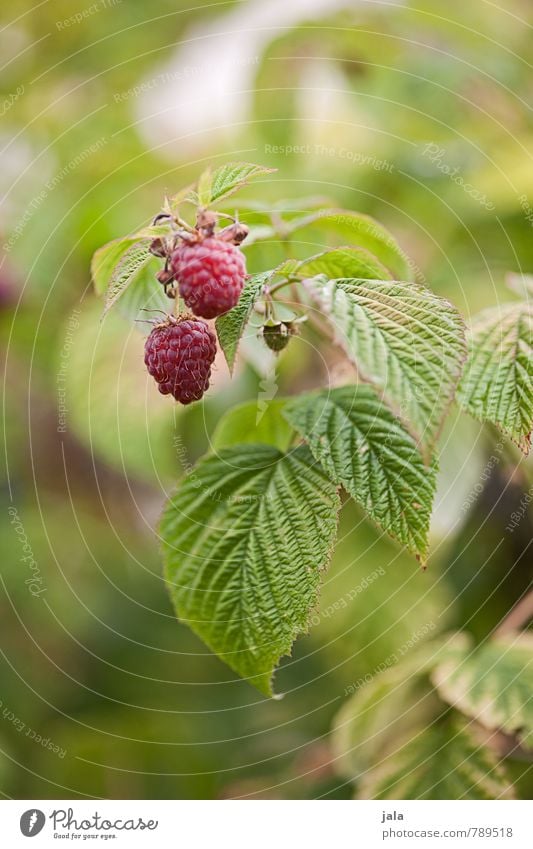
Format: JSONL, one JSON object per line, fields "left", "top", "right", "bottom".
{"left": 144, "top": 316, "right": 217, "bottom": 404}
{"left": 171, "top": 237, "right": 246, "bottom": 319}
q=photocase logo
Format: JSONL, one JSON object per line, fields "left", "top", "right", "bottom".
{"left": 20, "top": 809, "right": 46, "bottom": 837}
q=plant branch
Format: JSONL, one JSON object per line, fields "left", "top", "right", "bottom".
{"left": 495, "top": 589, "right": 533, "bottom": 636}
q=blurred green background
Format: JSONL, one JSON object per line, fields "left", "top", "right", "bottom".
{"left": 1, "top": 0, "right": 532, "bottom": 799}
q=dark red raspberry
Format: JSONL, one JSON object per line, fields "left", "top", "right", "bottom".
{"left": 171, "top": 237, "right": 246, "bottom": 319}
{"left": 144, "top": 316, "right": 217, "bottom": 404}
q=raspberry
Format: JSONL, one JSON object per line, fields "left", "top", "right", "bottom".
{"left": 171, "top": 237, "right": 246, "bottom": 319}
{"left": 144, "top": 316, "right": 217, "bottom": 404}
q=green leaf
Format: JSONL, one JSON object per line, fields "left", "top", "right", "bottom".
{"left": 212, "top": 399, "right": 294, "bottom": 451}
{"left": 332, "top": 641, "right": 443, "bottom": 782}
{"left": 91, "top": 224, "right": 170, "bottom": 297}
{"left": 432, "top": 631, "right": 533, "bottom": 749}
{"left": 304, "top": 277, "right": 466, "bottom": 451}
{"left": 63, "top": 301, "right": 176, "bottom": 484}
{"left": 284, "top": 386, "right": 436, "bottom": 558}
{"left": 207, "top": 161, "right": 276, "bottom": 205}
{"left": 160, "top": 444, "right": 340, "bottom": 696}
{"left": 113, "top": 260, "right": 169, "bottom": 322}
{"left": 104, "top": 241, "right": 158, "bottom": 314}
{"left": 286, "top": 209, "right": 414, "bottom": 281}
{"left": 185, "top": 162, "right": 277, "bottom": 208}
{"left": 215, "top": 271, "right": 272, "bottom": 372}
{"left": 91, "top": 237, "right": 139, "bottom": 296}
{"left": 359, "top": 716, "right": 515, "bottom": 800}
{"left": 457, "top": 302, "right": 533, "bottom": 454}
{"left": 167, "top": 183, "right": 196, "bottom": 212}
{"left": 197, "top": 166, "right": 213, "bottom": 206}
{"left": 297, "top": 246, "right": 392, "bottom": 281}
{"left": 332, "top": 639, "right": 514, "bottom": 799}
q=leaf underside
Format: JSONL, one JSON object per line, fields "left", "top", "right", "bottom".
{"left": 458, "top": 302, "right": 533, "bottom": 454}
{"left": 304, "top": 277, "right": 467, "bottom": 451}
{"left": 284, "top": 386, "right": 436, "bottom": 558}
{"left": 160, "top": 444, "right": 340, "bottom": 696}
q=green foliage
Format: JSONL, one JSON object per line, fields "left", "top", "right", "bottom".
{"left": 91, "top": 225, "right": 169, "bottom": 296}
{"left": 160, "top": 444, "right": 340, "bottom": 696}
{"left": 179, "top": 162, "right": 276, "bottom": 208}
{"left": 8, "top": 2, "right": 533, "bottom": 803}
{"left": 215, "top": 271, "right": 273, "bottom": 372}
{"left": 458, "top": 301, "right": 533, "bottom": 454}
{"left": 283, "top": 209, "right": 415, "bottom": 280}
{"left": 432, "top": 632, "right": 533, "bottom": 749}
{"left": 64, "top": 302, "right": 176, "bottom": 484}
{"left": 359, "top": 717, "right": 514, "bottom": 800}
{"left": 284, "top": 386, "right": 436, "bottom": 558}
{"left": 212, "top": 400, "right": 294, "bottom": 451}
{"left": 91, "top": 225, "right": 171, "bottom": 320}
{"left": 104, "top": 242, "right": 159, "bottom": 314}
{"left": 332, "top": 642, "right": 442, "bottom": 782}
{"left": 89, "top": 162, "right": 533, "bottom": 707}
{"left": 297, "top": 246, "right": 392, "bottom": 280}
{"left": 332, "top": 635, "right": 521, "bottom": 799}
{"left": 304, "top": 276, "right": 467, "bottom": 450}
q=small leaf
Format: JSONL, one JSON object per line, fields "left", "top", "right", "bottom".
{"left": 215, "top": 271, "right": 272, "bottom": 372}
{"left": 160, "top": 444, "right": 340, "bottom": 696}
{"left": 91, "top": 238, "right": 138, "bottom": 296}
{"left": 168, "top": 183, "right": 196, "bottom": 211}
{"left": 212, "top": 399, "right": 294, "bottom": 451}
{"left": 304, "top": 277, "right": 467, "bottom": 451}
{"left": 286, "top": 209, "right": 414, "bottom": 281}
{"left": 197, "top": 166, "right": 213, "bottom": 206}
{"left": 432, "top": 631, "right": 533, "bottom": 749}
{"left": 91, "top": 224, "right": 170, "bottom": 297}
{"left": 208, "top": 161, "right": 276, "bottom": 205}
{"left": 284, "top": 386, "right": 436, "bottom": 558}
{"left": 457, "top": 302, "right": 533, "bottom": 454}
{"left": 297, "top": 246, "right": 392, "bottom": 281}
{"left": 112, "top": 262, "right": 169, "bottom": 322}
{"left": 104, "top": 241, "right": 159, "bottom": 315}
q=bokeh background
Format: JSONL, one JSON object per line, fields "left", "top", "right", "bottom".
{"left": 1, "top": 0, "right": 533, "bottom": 799}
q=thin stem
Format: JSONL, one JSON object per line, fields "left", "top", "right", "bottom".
{"left": 268, "top": 276, "right": 301, "bottom": 297}
{"left": 495, "top": 589, "right": 533, "bottom": 636}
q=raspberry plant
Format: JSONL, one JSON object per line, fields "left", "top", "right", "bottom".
{"left": 92, "top": 162, "right": 533, "bottom": 706}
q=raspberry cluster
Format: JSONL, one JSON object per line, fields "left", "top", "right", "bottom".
{"left": 144, "top": 316, "right": 217, "bottom": 404}
{"left": 145, "top": 213, "right": 249, "bottom": 403}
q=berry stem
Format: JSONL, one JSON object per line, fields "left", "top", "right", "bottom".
{"left": 268, "top": 275, "right": 301, "bottom": 297}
